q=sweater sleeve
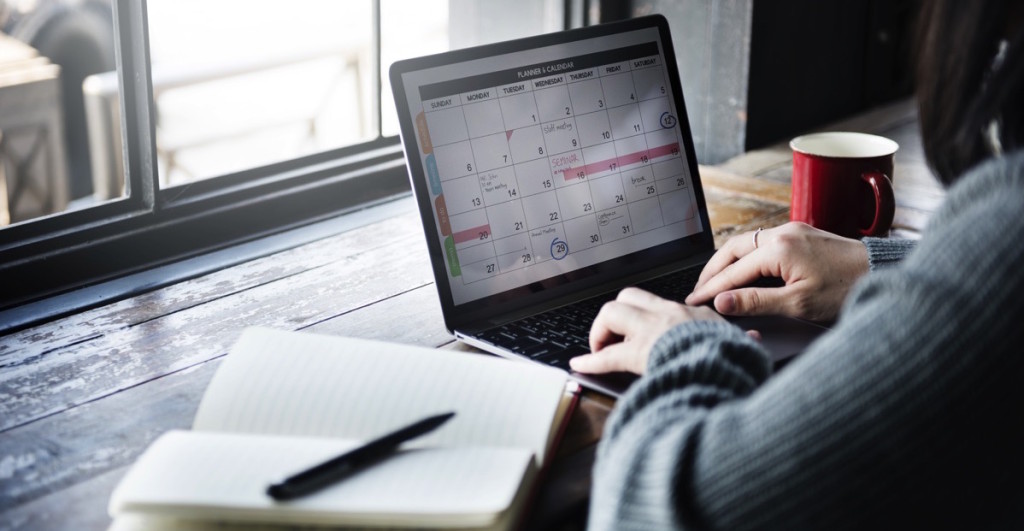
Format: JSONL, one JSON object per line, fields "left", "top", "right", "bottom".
{"left": 862, "top": 236, "right": 917, "bottom": 270}
{"left": 587, "top": 153, "right": 1024, "bottom": 531}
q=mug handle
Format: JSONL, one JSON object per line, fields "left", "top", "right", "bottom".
{"left": 859, "top": 171, "right": 895, "bottom": 237}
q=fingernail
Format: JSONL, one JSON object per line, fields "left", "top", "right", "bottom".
{"left": 716, "top": 292, "right": 736, "bottom": 313}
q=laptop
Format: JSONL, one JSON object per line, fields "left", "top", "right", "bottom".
{"left": 389, "top": 14, "right": 828, "bottom": 397}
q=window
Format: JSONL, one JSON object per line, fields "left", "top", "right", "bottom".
{"left": 0, "top": 0, "right": 584, "bottom": 332}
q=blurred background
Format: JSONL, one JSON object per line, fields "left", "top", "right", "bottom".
{"left": 0, "top": 0, "right": 452, "bottom": 223}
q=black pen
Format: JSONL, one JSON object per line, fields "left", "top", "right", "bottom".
{"left": 267, "top": 411, "right": 456, "bottom": 501}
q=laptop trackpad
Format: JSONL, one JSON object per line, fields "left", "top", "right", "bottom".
{"left": 728, "top": 315, "right": 830, "bottom": 363}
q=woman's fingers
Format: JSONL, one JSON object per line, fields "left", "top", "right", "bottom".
{"left": 569, "top": 342, "right": 638, "bottom": 374}
{"left": 589, "top": 288, "right": 678, "bottom": 352}
{"left": 686, "top": 249, "right": 773, "bottom": 307}
{"left": 615, "top": 286, "right": 676, "bottom": 310}
{"left": 693, "top": 228, "right": 764, "bottom": 290}
{"left": 713, "top": 285, "right": 793, "bottom": 316}
{"left": 588, "top": 299, "right": 643, "bottom": 353}
{"left": 580, "top": 288, "right": 727, "bottom": 375}
{"left": 582, "top": 300, "right": 653, "bottom": 374}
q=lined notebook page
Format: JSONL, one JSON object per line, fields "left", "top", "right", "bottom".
{"left": 193, "top": 327, "right": 569, "bottom": 463}
{"left": 110, "top": 430, "right": 534, "bottom": 527}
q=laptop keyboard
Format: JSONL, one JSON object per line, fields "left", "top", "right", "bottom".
{"left": 477, "top": 267, "right": 704, "bottom": 371}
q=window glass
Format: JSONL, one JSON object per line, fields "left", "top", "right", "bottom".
{"left": 145, "top": 0, "right": 375, "bottom": 187}
{"left": 0, "top": 0, "right": 120, "bottom": 226}
{"left": 380, "top": 1, "right": 449, "bottom": 137}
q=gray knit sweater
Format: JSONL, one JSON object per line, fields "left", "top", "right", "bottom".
{"left": 588, "top": 152, "right": 1024, "bottom": 530}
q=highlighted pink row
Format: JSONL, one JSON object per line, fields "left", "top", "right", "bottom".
{"left": 560, "top": 142, "right": 680, "bottom": 182}
{"left": 453, "top": 224, "right": 491, "bottom": 244}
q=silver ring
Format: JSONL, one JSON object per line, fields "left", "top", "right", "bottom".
{"left": 752, "top": 227, "right": 764, "bottom": 250}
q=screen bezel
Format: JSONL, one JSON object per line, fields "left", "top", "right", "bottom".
{"left": 389, "top": 14, "right": 715, "bottom": 332}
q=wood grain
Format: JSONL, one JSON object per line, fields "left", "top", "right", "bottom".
{"left": 305, "top": 284, "right": 450, "bottom": 347}
{"left": 700, "top": 165, "right": 791, "bottom": 206}
{"left": 0, "top": 221, "right": 433, "bottom": 432}
{"left": 0, "top": 211, "right": 424, "bottom": 366}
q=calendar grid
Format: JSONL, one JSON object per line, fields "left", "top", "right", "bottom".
{"left": 416, "top": 43, "right": 699, "bottom": 289}
{"left": 528, "top": 80, "right": 569, "bottom": 268}
{"left": 458, "top": 94, "right": 498, "bottom": 282}
{"left": 490, "top": 87, "right": 534, "bottom": 274}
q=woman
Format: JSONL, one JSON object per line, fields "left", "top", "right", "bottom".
{"left": 569, "top": 1, "right": 1024, "bottom": 528}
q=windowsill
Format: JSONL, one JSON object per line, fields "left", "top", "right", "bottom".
{"left": 0, "top": 193, "right": 416, "bottom": 334}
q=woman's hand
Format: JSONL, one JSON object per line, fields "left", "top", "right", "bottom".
{"left": 685, "top": 222, "right": 869, "bottom": 322}
{"left": 570, "top": 287, "right": 725, "bottom": 375}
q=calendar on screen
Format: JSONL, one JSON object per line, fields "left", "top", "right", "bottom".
{"left": 397, "top": 27, "right": 704, "bottom": 305}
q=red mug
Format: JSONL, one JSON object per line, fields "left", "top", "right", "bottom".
{"left": 790, "top": 132, "right": 898, "bottom": 238}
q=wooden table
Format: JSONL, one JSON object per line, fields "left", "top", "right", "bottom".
{"left": 0, "top": 99, "right": 942, "bottom": 530}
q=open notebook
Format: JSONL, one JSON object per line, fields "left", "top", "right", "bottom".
{"left": 108, "top": 327, "right": 579, "bottom": 530}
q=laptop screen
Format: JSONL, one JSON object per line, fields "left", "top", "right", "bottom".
{"left": 391, "top": 15, "right": 714, "bottom": 325}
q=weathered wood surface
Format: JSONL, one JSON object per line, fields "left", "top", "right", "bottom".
{"left": 0, "top": 212, "right": 430, "bottom": 432}
{"left": 0, "top": 99, "right": 941, "bottom": 531}
{"left": 0, "top": 213, "right": 441, "bottom": 501}
{"left": 699, "top": 165, "right": 790, "bottom": 248}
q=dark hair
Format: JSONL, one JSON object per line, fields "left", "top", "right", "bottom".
{"left": 915, "top": 0, "right": 1024, "bottom": 184}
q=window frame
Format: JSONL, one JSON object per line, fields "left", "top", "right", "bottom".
{"left": 0, "top": 0, "right": 410, "bottom": 332}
